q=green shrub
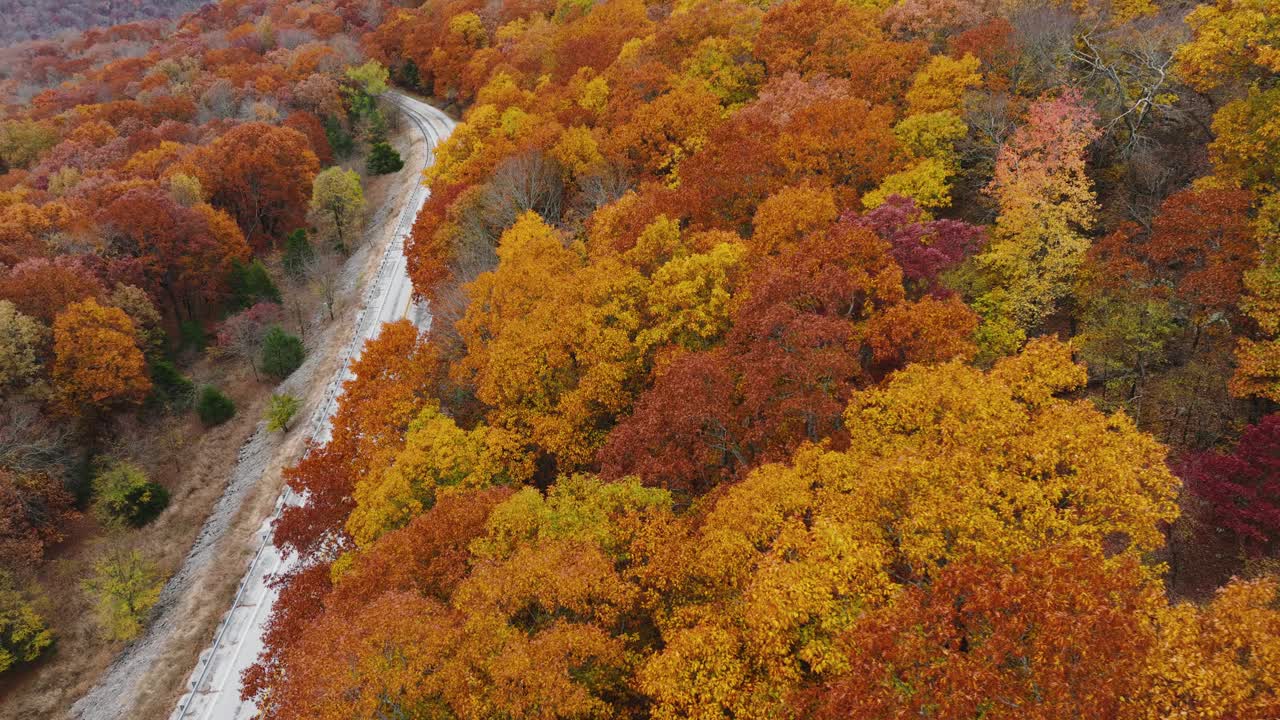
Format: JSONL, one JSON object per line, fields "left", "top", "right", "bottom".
{"left": 400, "top": 59, "right": 421, "bottom": 89}
{"left": 148, "top": 360, "right": 195, "bottom": 410}
{"left": 265, "top": 393, "right": 300, "bottom": 432}
{"left": 228, "top": 259, "right": 281, "bottom": 310}
{"left": 91, "top": 461, "right": 169, "bottom": 529}
{"left": 81, "top": 549, "right": 161, "bottom": 642}
{"left": 179, "top": 320, "right": 207, "bottom": 351}
{"left": 282, "top": 229, "right": 314, "bottom": 279}
{"left": 196, "top": 386, "right": 236, "bottom": 427}
{"left": 367, "top": 141, "right": 404, "bottom": 175}
{"left": 324, "top": 115, "right": 354, "bottom": 159}
{"left": 260, "top": 326, "right": 305, "bottom": 379}
{"left": 0, "top": 570, "right": 53, "bottom": 673}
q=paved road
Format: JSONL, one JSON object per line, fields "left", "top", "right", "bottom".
{"left": 167, "top": 93, "right": 454, "bottom": 720}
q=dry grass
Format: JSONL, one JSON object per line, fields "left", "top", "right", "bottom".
{"left": 0, "top": 118, "right": 427, "bottom": 719}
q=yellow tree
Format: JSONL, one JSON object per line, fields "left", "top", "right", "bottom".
{"left": 52, "top": 299, "right": 151, "bottom": 417}
{"left": 1135, "top": 576, "right": 1280, "bottom": 720}
{"left": 346, "top": 405, "right": 511, "bottom": 546}
{"left": 637, "top": 339, "right": 1180, "bottom": 719}
{"left": 977, "top": 90, "right": 1101, "bottom": 344}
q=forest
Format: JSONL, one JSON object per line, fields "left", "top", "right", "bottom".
{"left": 3, "top": 0, "right": 1280, "bottom": 717}
{"left": 0, "top": 0, "right": 209, "bottom": 47}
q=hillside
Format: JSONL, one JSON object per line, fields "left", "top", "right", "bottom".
{"left": 0, "top": 0, "right": 208, "bottom": 46}
{"left": 3, "top": 0, "right": 1280, "bottom": 718}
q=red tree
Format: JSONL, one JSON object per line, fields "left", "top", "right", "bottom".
{"left": 1176, "top": 414, "right": 1280, "bottom": 553}
{"left": 198, "top": 123, "right": 319, "bottom": 251}
{"left": 0, "top": 256, "right": 105, "bottom": 323}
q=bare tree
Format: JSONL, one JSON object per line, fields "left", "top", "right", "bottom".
{"left": 304, "top": 249, "right": 344, "bottom": 322}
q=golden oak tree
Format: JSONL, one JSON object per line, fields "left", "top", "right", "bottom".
{"left": 51, "top": 299, "right": 151, "bottom": 417}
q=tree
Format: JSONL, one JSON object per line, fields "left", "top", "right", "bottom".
{"left": 228, "top": 259, "right": 282, "bottom": 310}
{"left": 1136, "top": 576, "right": 1280, "bottom": 720}
{"left": 366, "top": 141, "right": 404, "bottom": 175}
{"left": 0, "top": 300, "right": 46, "bottom": 396}
{"left": 977, "top": 90, "right": 1100, "bottom": 337}
{"left": 217, "top": 303, "right": 284, "bottom": 381}
{"left": 0, "top": 257, "right": 105, "bottom": 324}
{"left": 266, "top": 394, "right": 300, "bottom": 432}
{"left": 260, "top": 327, "right": 305, "bottom": 380}
{"left": 1175, "top": 414, "right": 1280, "bottom": 554}
{"left": 282, "top": 229, "right": 314, "bottom": 280}
{"left": 0, "top": 468, "right": 76, "bottom": 568}
{"left": 345, "top": 60, "right": 390, "bottom": 98}
{"left": 308, "top": 167, "right": 365, "bottom": 253}
{"left": 91, "top": 460, "right": 169, "bottom": 528}
{"left": 1174, "top": 0, "right": 1280, "bottom": 93}
{"left": 855, "top": 194, "right": 984, "bottom": 296}
{"left": 809, "top": 546, "right": 1161, "bottom": 720}
{"left": 196, "top": 386, "right": 237, "bottom": 427}
{"left": 51, "top": 299, "right": 151, "bottom": 417}
{"left": 108, "top": 284, "right": 164, "bottom": 356}
{"left": 346, "top": 405, "right": 506, "bottom": 546}
{"left": 148, "top": 359, "right": 195, "bottom": 411}
{"left": 0, "top": 119, "right": 57, "bottom": 172}
{"left": 1207, "top": 86, "right": 1280, "bottom": 194}
{"left": 601, "top": 219, "right": 977, "bottom": 494}
{"left": 81, "top": 548, "right": 162, "bottom": 641}
{"left": 199, "top": 123, "right": 320, "bottom": 250}
{"left": 635, "top": 341, "right": 1180, "bottom": 719}
{"left": 275, "top": 320, "right": 443, "bottom": 559}
{"left": 100, "top": 187, "right": 251, "bottom": 323}
{"left": 0, "top": 570, "right": 52, "bottom": 673}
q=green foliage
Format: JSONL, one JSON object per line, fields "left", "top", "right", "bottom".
{"left": 91, "top": 461, "right": 169, "bottom": 528}
{"left": 196, "top": 385, "right": 236, "bottom": 427}
{"left": 323, "top": 115, "right": 354, "bottom": 159}
{"left": 261, "top": 326, "right": 305, "bottom": 379}
{"left": 228, "top": 259, "right": 282, "bottom": 310}
{"left": 81, "top": 549, "right": 162, "bottom": 642}
{"left": 282, "top": 229, "right": 314, "bottom": 280}
{"left": 365, "top": 109, "right": 389, "bottom": 145}
{"left": 148, "top": 359, "right": 195, "bottom": 411}
{"left": 346, "top": 60, "right": 389, "bottom": 97}
{"left": 366, "top": 142, "right": 404, "bottom": 175}
{"left": 472, "top": 475, "right": 672, "bottom": 561}
{"left": 266, "top": 393, "right": 300, "bottom": 432}
{"left": 0, "top": 570, "right": 53, "bottom": 673}
{"left": 179, "top": 320, "right": 208, "bottom": 352}
{"left": 400, "top": 59, "right": 421, "bottom": 89}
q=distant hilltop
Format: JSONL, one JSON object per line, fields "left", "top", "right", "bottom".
{"left": 0, "top": 0, "right": 208, "bottom": 46}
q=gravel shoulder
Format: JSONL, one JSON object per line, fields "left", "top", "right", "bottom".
{"left": 64, "top": 98, "right": 436, "bottom": 720}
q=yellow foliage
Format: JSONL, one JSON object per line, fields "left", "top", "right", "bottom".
{"left": 1135, "top": 577, "right": 1280, "bottom": 719}
{"left": 347, "top": 405, "right": 508, "bottom": 546}
{"left": 894, "top": 110, "right": 968, "bottom": 162}
{"left": 578, "top": 76, "right": 610, "bottom": 116}
{"left": 749, "top": 184, "right": 838, "bottom": 257}
{"left": 548, "top": 126, "right": 604, "bottom": 178}
{"left": 1175, "top": 0, "right": 1280, "bottom": 92}
{"left": 905, "top": 53, "right": 982, "bottom": 114}
{"left": 861, "top": 157, "right": 953, "bottom": 210}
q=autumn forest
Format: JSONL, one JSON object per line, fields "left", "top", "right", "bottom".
{"left": 2, "top": 0, "right": 1280, "bottom": 717}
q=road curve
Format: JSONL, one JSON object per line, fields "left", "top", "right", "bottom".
{"left": 165, "top": 93, "right": 454, "bottom": 720}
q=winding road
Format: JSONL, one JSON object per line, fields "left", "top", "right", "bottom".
{"left": 163, "top": 93, "right": 455, "bottom": 720}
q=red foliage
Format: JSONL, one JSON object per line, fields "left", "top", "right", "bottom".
{"left": 0, "top": 256, "right": 106, "bottom": 324}
{"left": 807, "top": 546, "right": 1158, "bottom": 720}
{"left": 273, "top": 321, "right": 444, "bottom": 559}
{"left": 854, "top": 196, "right": 985, "bottom": 296}
{"left": 197, "top": 123, "right": 319, "bottom": 251}
{"left": 1176, "top": 414, "right": 1280, "bottom": 552}
{"left": 0, "top": 468, "right": 78, "bottom": 568}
